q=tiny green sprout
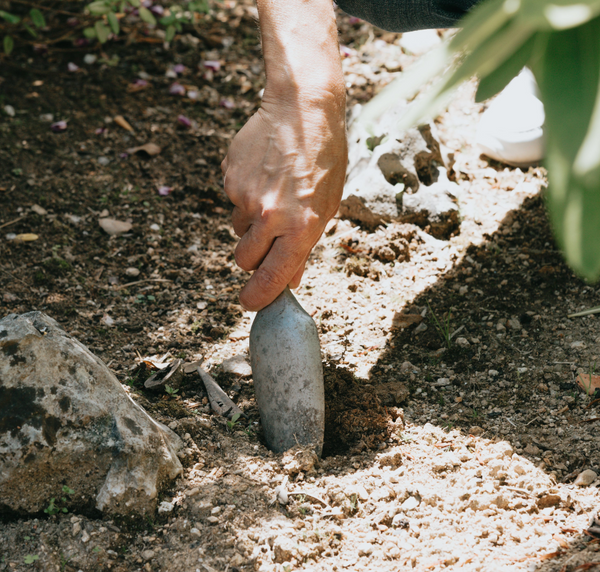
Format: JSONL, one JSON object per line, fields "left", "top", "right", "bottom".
{"left": 24, "top": 536, "right": 30, "bottom": 541}
{"left": 92, "top": 546, "right": 102, "bottom": 554}
{"left": 427, "top": 301, "right": 452, "bottom": 349}
{"left": 62, "top": 485, "right": 75, "bottom": 495}
{"left": 165, "top": 385, "right": 179, "bottom": 396}
{"left": 227, "top": 413, "right": 242, "bottom": 432}
{"left": 24, "top": 555, "right": 39, "bottom": 564}
{"left": 44, "top": 498, "right": 58, "bottom": 516}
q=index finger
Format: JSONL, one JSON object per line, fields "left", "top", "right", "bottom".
{"left": 239, "top": 237, "right": 308, "bottom": 312}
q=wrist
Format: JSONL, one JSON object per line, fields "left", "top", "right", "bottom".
{"left": 256, "top": 0, "right": 344, "bottom": 105}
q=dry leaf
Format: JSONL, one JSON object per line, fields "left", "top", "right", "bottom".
{"left": 577, "top": 373, "right": 600, "bottom": 395}
{"left": 126, "top": 143, "right": 162, "bottom": 156}
{"left": 114, "top": 115, "right": 134, "bottom": 132}
{"left": 99, "top": 218, "right": 132, "bottom": 236}
{"left": 14, "top": 233, "right": 39, "bottom": 242}
{"left": 392, "top": 313, "right": 424, "bottom": 329}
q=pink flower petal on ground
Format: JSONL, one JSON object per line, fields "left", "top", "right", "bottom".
{"left": 348, "top": 16, "right": 362, "bottom": 24}
{"left": 150, "top": 5, "right": 164, "bottom": 15}
{"left": 51, "top": 121, "right": 68, "bottom": 133}
{"left": 120, "top": 152, "right": 129, "bottom": 159}
{"left": 177, "top": 115, "right": 192, "bottom": 128}
{"left": 158, "top": 186, "right": 172, "bottom": 196}
{"left": 169, "top": 82, "right": 186, "bottom": 96}
{"left": 68, "top": 62, "right": 79, "bottom": 72}
{"left": 95, "top": 127, "right": 106, "bottom": 135}
{"left": 187, "top": 90, "right": 199, "bottom": 100}
{"left": 173, "top": 64, "right": 186, "bottom": 74}
{"left": 219, "top": 98, "right": 234, "bottom": 109}
{"left": 340, "top": 45, "right": 353, "bottom": 57}
{"left": 202, "top": 60, "right": 221, "bottom": 72}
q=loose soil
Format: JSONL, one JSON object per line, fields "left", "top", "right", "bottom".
{"left": 1, "top": 3, "right": 599, "bottom": 572}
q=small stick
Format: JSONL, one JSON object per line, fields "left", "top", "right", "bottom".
{"left": 0, "top": 215, "right": 27, "bottom": 230}
{"left": 117, "top": 278, "right": 172, "bottom": 289}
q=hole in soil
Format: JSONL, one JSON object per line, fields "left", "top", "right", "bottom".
{"left": 322, "top": 363, "right": 395, "bottom": 458}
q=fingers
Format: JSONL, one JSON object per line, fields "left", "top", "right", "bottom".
{"left": 231, "top": 207, "right": 251, "bottom": 238}
{"left": 234, "top": 224, "right": 275, "bottom": 272}
{"left": 288, "top": 253, "right": 310, "bottom": 289}
{"left": 239, "top": 238, "right": 306, "bottom": 311}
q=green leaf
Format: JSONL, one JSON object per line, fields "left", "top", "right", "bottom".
{"left": 3, "top": 35, "right": 14, "bottom": 56}
{"left": 24, "top": 24, "right": 37, "bottom": 38}
{"left": 128, "top": 0, "right": 141, "bottom": 7}
{"left": 165, "top": 25, "right": 176, "bottom": 42}
{"left": 536, "top": 18, "right": 600, "bottom": 280}
{"left": 29, "top": 8, "right": 46, "bottom": 28}
{"left": 138, "top": 6, "right": 157, "bottom": 25}
{"left": 0, "top": 10, "right": 20, "bottom": 24}
{"left": 23, "top": 555, "right": 39, "bottom": 564}
{"left": 83, "top": 27, "right": 97, "bottom": 39}
{"left": 475, "top": 34, "right": 537, "bottom": 102}
{"left": 87, "top": 1, "right": 111, "bottom": 15}
{"left": 160, "top": 14, "right": 177, "bottom": 26}
{"left": 95, "top": 20, "right": 110, "bottom": 43}
{"left": 107, "top": 12, "right": 120, "bottom": 35}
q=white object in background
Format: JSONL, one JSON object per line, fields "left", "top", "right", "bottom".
{"left": 476, "top": 68, "right": 545, "bottom": 167}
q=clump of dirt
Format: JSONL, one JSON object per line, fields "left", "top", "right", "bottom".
{"left": 322, "top": 364, "right": 402, "bottom": 456}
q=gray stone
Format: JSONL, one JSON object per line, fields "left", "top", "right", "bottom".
{"left": 574, "top": 469, "right": 597, "bottom": 486}
{"left": 0, "top": 312, "right": 183, "bottom": 517}
{"left": 221, "top": 354, "right": 252, "bottom": 377}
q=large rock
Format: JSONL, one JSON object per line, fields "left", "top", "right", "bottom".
{"left": 0, "top": 312, "right": 183, "bottom": 517}
{"left": 342, "top": 101, "right": 455, "bottom": 237}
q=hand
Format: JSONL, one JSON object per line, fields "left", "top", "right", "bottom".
{"left": 222, "top": 90, "right": 347, "bottom": 311}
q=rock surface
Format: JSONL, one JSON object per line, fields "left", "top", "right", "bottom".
{"left": 341, "top": 103, "right": 455, "bottom": 236}
{"left": 0, "top": 312, "right": 183, "bottom": 516}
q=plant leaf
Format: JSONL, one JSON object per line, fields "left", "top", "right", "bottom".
{"left": 30, "top": 8, "right": 46, "bottom": 28}
{"left": 24, "top": 24, "right": 37, "bottom": 38}
{"left": 476, "top": 34, "right": 537, "bottom": 102}
{"left": 165, "top": 25, "right": 176, "bottom": 42}
{"left": 83, "top": 26, "right": 97, "bottom": 39}
{"left": 535, "top": 17, "right": 600, "bottom": 280}
{"left": 95, "top": 20, "right": 110, "bottom": 43}
{"left": 3, "top": 35, "right": 14, "bottom": 56}
{"left": 107, "top": 12, "right": 120, "bottom": 35}
{"left": 87, "top": 1, "right": 111, "bottom": 15}
{"left": 138, "top": 6, "right": 157, "bottom": 25}
{"left": 0, "top": 10, "right": 20, "bottom": 24}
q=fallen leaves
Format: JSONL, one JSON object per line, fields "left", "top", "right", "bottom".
{"left": 577, "top": 373, "right": 600, "bottom": 395}
{"left": 99, "top": 218, "right": 132, "bottom": 236}
{"left": 114, "top": 115, "right": 134, "bottom": 132}
{"left": 126, "top": 143, "right": 162, "bottom": 157}
{"left": 14, "top": 233, "right": 39, "bottom": 242}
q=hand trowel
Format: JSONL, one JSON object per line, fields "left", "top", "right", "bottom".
{"left": 249, "top": 287, "right": 325, "bottom": 456}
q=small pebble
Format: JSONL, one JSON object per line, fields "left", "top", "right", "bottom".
{"left": 125, "top": 267, "right": 140, "bottom": 278}
{"left": 574, "top": 469, "right": 597, "bottom": 486}
{"left": 158, "top": 501, "right": 174, "bottom": 513}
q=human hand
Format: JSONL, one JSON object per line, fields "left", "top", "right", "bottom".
{"left": 221, "top": 89, "right": 347, "bottom": 311}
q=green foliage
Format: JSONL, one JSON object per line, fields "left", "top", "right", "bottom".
{"left": 164, "top": 384, "right": 179, "bottom": 396}
{"left": 427, "top": 301, "right": 452, "bottom": 349}
{"left": 0, "top": 0, "right": 212, "bottom": 53}
{"left": 226, "top": 413, "right": 241, "bottom": 431}
{"left": 360, "top": 0, "right": 600, "bottom": 284}
{"left": 23, "top": 555, "right": 39, "bottom": 564}
{"left": 44, "top": 486, "right": 74, "bottom": 515}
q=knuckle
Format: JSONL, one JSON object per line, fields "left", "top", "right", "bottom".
{"left": 253, "top": 265, "right": 287, "bottom": 293}
{"left": 234, "top": 245, "right": 256, "bottom": 272}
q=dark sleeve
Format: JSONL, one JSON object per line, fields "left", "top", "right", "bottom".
{"left": 336, "top": 0, "right": 480, "bottom": 33}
